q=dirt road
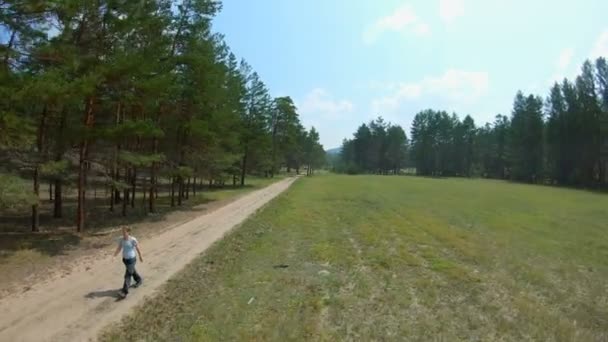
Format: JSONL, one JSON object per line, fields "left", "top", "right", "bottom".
{"left": 0, "top": 177, "right": 295, "bottom": 342}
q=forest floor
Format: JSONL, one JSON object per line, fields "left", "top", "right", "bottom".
{"left": 102, "top": 174, "right": 608, "bottom": 341}
{"left": 0, "top": 176, "right": 295, "bottom": 342}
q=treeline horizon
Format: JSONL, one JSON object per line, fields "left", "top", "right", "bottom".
{"left": 332, "top": 117, "right": 408, "bottom": 175}
{"left": 0, "top": 0, "right": 325, "bottom": 232}
{"left": 334, "top": 57, "right": 608, "bottom": 189}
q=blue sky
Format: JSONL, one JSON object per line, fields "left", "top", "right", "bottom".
{"left": 213, "top": 0, "right": 608, "bottom": 148}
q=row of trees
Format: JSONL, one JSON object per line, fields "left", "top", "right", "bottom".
{"left": 336, "top": 117, "right": 408, "bottom": 174}
{"left": 0, "top": 0, "right": 324, "bottom": 232}
{"left": 410, "top": 57, "right": 608, "bottom": 187}
{"left": 410, "top": 111, "right": 476, "bottom": 177}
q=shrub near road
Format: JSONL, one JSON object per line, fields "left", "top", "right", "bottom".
{"left": 103, "top": 175, "right": 608, "bottom": 341}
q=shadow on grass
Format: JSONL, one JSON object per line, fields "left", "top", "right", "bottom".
{"left": 0, "top": 232, "right": 82, "bottom": 260}
{"left": 0, "top": 195, "right": 217, "bottom": 233}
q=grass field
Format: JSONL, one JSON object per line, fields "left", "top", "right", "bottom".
{"left": 102, "top": 175, "right": 608, "bottom": 341}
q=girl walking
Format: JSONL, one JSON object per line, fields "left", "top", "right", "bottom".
{"left": 113, "top": 226, "right": 143, "bottom": 298}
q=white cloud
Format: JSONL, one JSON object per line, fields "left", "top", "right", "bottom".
{"left": 298, "top": 88, "right": 354, "bottom": 120}
{"left": 548, "top": 30, "right": 608, "bottom": 86}
{"left": 424, "top": 69, "right": 489, "bottom": 100}
{"left": 363, "top": 4, "right": 429, "bottom": 44}
{"left": 371, "top": 69, "right": 489, "bottom": 114}
{"left": 591, "top": 29, "right": 608, "bottom": 59}
{"left": 439, "top": 0, "right": 465, "bottom": 24}
{"left": 371, "top": 84, "right": 422, "bottom": 113}
{"left": 413, "top": 23, "right": 431, "bottom": 36}
{"left": 547, "top": 48, "right": 576, "bottom": 85}
{"left": 556, "top": 48, "right": 574, "bottom": 70}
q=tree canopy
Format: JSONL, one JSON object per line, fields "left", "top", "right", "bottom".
{"left": 336, "top": 117, "right": 408, "bottom": 175}
{"left": 0, "top": 0, "right": 323, "bottom": 232}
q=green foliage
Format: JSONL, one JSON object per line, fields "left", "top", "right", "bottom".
{"left": 0, "top": 0, "right": 317, "bottom": 231}
{"left": 39, "top": 160, "right": 69, "bottom": 178}
{"left": 508, "top": 92, "right": 544, "bottom": 181}
{"left": 0, "top": 173, "right": 37, "bottom": 210}
{"left": 0, "top": 112, "right": 35, "bottom": 149}
{"left": 118, "top": 151, "right": 165, "bottom": 168}
{"left": 108, "top": 179, "right": 130, "bottom": 191}
{"left": 175, "top": 166, "right": 194, "bottom": 179}
{"left": 338, "top": 117, "right": 407, "bottom": 174}
{"left": 106, "top": 120, "right": 164, "bottom": 140}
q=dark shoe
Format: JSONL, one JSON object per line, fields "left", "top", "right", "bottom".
{"left": 118, "top": 289, "right": 128, "bottom": 298}
{"left": 132, "top": 280, "right": 142, "bottom": 288}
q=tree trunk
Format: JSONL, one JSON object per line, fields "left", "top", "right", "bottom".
{"left": 122, "top": 168, "right": 129, "bottom": 217}
{"left": 32, "top": 167, "right": 40, "bottom": 232}
{"left": 131, "top": 168, "right": 136, "bottom": 208}
{"left": 112, "top": 102, "right": 122, "bottom": 207}
{"left": 149, "top": 175, "right": 155, "bottom": 213}
{"left": 114, "top": 169, "right": 121, "bottom": 204}
{"left": 53, "top": 179, "right": 62, "bottom": 218}
{"left": 240, "top": 147, "right": 248, "bottom": 187}
{"left": 192, "top": 176, "right": 196, "bottom": 196}
{"left": 142, "top": 182, "right": 147, "bottom": 213}
{"left": 77, "top": 98, "right": 95, "bottom": 232}
{"left": 171, "top": 176, "right": 176, "bottom": 207}
{"left": 186, "top": 177, "right": 190, "bottom": 199}
{"left": 48, "top": 182, "right": 53, "bottom": 202}
{"left": 110, "top": 177, "right": 115, "bottom": 212}
{"left": 53, "top": 113, "right": 66, "bottom": 218}
{"left": 233, "top": 175, "right": 237, "bottom": 187}
{"left": 122, "top": 185, "right": 128, "bottom": 217}
{"left": 177, "top": 177, "right": 183, "bottom": 206}
{"left": 2, "top": 29, "right": 16, "bottom": 72}
{"left": 208, "top": 178, "right": 212, "bottom": 189}
{"left": 32, "top": 106, "right": 48, "bottom": 232}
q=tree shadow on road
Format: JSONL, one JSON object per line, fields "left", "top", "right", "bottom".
{"left": 0, "top": 232, "right": 81, "bottom": 261}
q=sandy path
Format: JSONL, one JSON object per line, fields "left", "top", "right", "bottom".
{"left": 0, "top": 177, "right": 295, "bottom": 342}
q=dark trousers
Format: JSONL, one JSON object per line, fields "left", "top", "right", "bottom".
{"left": 122, "top": 257, "right": 142, "bottom": 293}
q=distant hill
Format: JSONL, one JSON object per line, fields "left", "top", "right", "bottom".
{"left": 326, "top": 147, "right": 341, "bottom": 155}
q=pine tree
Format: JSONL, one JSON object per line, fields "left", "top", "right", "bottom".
{"left": 240, "top": 68, "right": 272, "bottom": 185}
{"left": 508, "top": 92, "right": 544, "bottom": 182}
{"left": 596, "top": 57, "right": 608, "bottom": 186}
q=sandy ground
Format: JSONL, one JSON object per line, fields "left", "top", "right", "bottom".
{"left": 0, "top": 177, "right": 295, "bottom": 342}
{"left": 0, "top": 185, "right": 271, "bottom": 298}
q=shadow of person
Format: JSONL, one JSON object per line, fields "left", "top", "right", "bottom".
{"left": 85, "top": 289, "right": 120, "bottom": 299}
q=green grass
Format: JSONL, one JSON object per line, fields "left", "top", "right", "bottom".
{"left": 101, "top": 175, "right": 608, "bottom": 341}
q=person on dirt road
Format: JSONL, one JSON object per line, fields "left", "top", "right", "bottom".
{"left": 113, "top": 226, "right": 143, "bottom": 298}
